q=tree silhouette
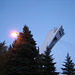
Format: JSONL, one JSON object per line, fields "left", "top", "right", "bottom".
{"left": 36, "top": 46, "right": 59, "bottom": 75}
{"left": 61, "top": 53, "right": 75, "bottom": 75}
{"left": 0, "top": 41, "right": 7, "bottom": 75}
{"left": 5, "top": 25, "right": 38, "bottom": 75}
{"left": 44, "top": 47, "right": 59, "bottom": 75}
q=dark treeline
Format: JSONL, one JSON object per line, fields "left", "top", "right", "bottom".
{"left": 0, "top": 25, "right": 75, "bottom": 75}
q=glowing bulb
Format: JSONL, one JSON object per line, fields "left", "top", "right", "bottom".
{"left": 11, "top": 32, "right": 18, "bottom": 37}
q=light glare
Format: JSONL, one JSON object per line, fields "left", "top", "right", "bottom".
{"left": 11, "top": 32, "right": 18, "bottom": 37}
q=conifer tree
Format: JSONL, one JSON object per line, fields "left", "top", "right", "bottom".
{"left": 12, "top": 25, "right": 38, "bottom": 59}
{"left": 44, "top": 47, "right": 59, "bottom": 75}
{"left": 0, "top": 41, "right": 7, "bottom": 75}
{"left": 5, "top": 25, "right": 38, "bottom": 75}
{"left": 36, "top": 47, "right": 59, "bottom": 75}
{"left": 0, "top": 41, "right": 7, "bottom": 56}
{"left": 61, "top": 53, "right": 75, "bottom": 75}
{"left": 35, "top": 53, "right": 45, "bottom": 75}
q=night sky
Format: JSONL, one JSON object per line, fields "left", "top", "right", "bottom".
{"left": 0, "top": 0, "right": 75, "bottom": 74}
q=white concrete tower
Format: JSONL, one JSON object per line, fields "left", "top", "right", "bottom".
{"left": 39, "top": 25, "right": 64, "bottom": 54}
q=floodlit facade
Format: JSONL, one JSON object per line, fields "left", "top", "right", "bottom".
{"left": 39, "top": 25, "right": 64, "bottom": 54}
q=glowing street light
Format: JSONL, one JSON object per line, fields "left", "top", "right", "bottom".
{"left": 11, "top": 32, "right": 18, "bottom": 38}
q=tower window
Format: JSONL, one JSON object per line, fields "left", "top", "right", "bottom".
{"left": 59, "top": 31, "right": 62, "bottom": 36}
{"left": 54, "top": 37, "right": 57, "bottom": 41}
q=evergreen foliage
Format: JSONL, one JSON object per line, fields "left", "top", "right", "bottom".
{"left": 0, "top": 41, "right": 7, "bottom": 56}
{"left": 44, "top": 47, "right": 59, "bottom": 75}
{"left": 36, "top": 47, "right": 59, "bottom": 75}
{"left": 0, "top": 41, "right": 7, "bottom": 75}
{"left": 35, "top": 53, "right": 45, "bottom": 75}
{"left": 61, "top": 53, "right": 75, "bottom": 75}
{"left": 5, "top": 25, "right": 38, "bottom": 75}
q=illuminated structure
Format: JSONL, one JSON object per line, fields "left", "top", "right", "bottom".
{"left": 39, "top": 25, "right": 64, "bottom": 54}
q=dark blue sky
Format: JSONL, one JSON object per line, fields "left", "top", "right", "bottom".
{"left": 0, "top": 0, "right": 75, "bottom": 74}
